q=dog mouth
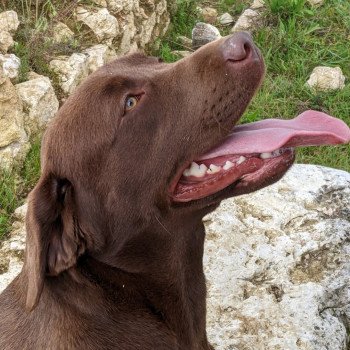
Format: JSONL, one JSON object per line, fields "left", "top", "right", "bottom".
{"left": 170, "top": 110, "right": 350, "bottom": 202}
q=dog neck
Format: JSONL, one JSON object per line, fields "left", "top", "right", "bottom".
{"left": 79, "top": 210, "right": 210, "bottom": 348}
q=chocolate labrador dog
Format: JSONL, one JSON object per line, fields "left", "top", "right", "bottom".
{"left": 1, "top": 32, "right": 349, "bottom": 349}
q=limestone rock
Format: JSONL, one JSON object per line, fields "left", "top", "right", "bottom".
{"left": 50, "top": 53, "right": 89, "bottom": 95}
{"left": 0, "top": 77, "right": 28, "bottom": 168}
{"left": 232, "top": 9, "right": 261, "bottom": 32}
{"left": 308, "top": 0, "right": 324, "bottom": 6}
{"left": 251, "top": 0, "right": 265, "bottom": 9}
{"left": 171, "top": 50, "right": 192, "bottom": 59}
{"left": 0, "top": 30, "right": 14, "bottom": 53}
{"left": 0, "top": 204, "right": 27, "bottom": 293}
{"left": 52, "top": 22, "right": 74, "bottom": 43}
{"left": 192, "top": 22, "right": 221, "bottom": 50}
{"left": 76, "top": 6, "right": 119, "bottom": 44}
{"left": 205, "top": 164, "right": 350, "bottom": 350}
{"left": 85, "top": 0, "right": 172, "bottom": 54}
{"left": 16, "top": 76, "right": 59, "bottom": 136}
{"left": 0, "top": 11, "right": 19, "bottom": 35}
{"left": 200, "top": 7, "right": 218, "bottom": 25}
{"left": 0, "top": 54, "right": 20, "bottom": 80}
{"left": 177, "top": 35, "right": 192, "bottom": 49}
{"left": 92, "top": 0, "right": 108, "bottom": 7}
{"left": 307, "top": 66, "right": 345, "bottom": 91}
{"left": 219, "top": 13, "right": 234, "bottom": 25}
{"left": 83, "top": 44, "right": 117, "bottom": 73}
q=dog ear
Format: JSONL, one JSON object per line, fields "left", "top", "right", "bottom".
{"left": 24, "top": 173, "right": 86, "bottom": 311}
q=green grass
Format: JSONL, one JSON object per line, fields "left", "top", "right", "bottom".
{"left": 157, "top": 0, "right": 350, "bottom": 171}
{"left": 0, "top": 139, "right": 41, "bottom": 240}
{"left": 242, "top": 0, "right": 350, "bottom": 170}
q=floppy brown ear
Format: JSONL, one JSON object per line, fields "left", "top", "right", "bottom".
{"left": 24, "top": 173, "right": 86, "bottom": 311}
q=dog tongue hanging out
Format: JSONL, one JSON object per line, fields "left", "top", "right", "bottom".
{"left": 170, "top": 110, "right": 350, "bottom": 202}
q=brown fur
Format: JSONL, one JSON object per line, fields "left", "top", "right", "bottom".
{"left": 0, "top": 34, "right": 267, "bottom": 349}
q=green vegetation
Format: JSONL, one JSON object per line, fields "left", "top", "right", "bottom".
{"left": 0, "top": 138, "right": 41, "bottom": 239}
{"left": 158, "top": 0, "right": 350, "bottom": 171}
{"left": 0, "top": 0, "right": 349, "bottom": 240}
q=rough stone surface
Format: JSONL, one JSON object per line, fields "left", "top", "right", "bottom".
{"left": 0, "top": 11, "right": 19, "bottom": 34}
{"left": 177, "top": 35, "right": 192, "bottom": 49}
{"left": 52, "top": 22, "right": 74, "bottom": 43}
{"left": 1, "top": 165, "right": 349, "bottom": 350}
{"left": 205, "top": 164, "right": 350, "bottom": 350}
{"left": 0, "top": 53, "right": 20, "bottom": 80}
{"left": 232, "top": 9, "right": 261, "bottom": 32}
{"left": 0, "top": 30, "right": 14, "bottom": 53}
{"left": 76, "top": 6, "right": 119, "bottom": 44}
{"left": 0, "top": 76, "right": 28, "bottom": 168}
{"left": 78, "top": 0, "right": 171, "bottom": 54}
{"left": 192, "top": 22, "right": 221, "bottom": 50}
{"left": 251, "top": 0, "right": 265, "bottom": 9}
{"left": 171, "top": 50, "right": 192, "bottom": 59}
{"left": 0, "top": 204, "right": 27, "bottom": 293}
{"left": 307, "top": 66, "right": 345, "bottom": 91}
{"left": 16, "top": 76, "right": 59, "bottom": 136}
{"left": 219, "top": 13, "right": 234, "bottom": 25}
{"left": 50, "top": 53, "right": 89, "bottom": 95}
{"left": 83, "top": 44, "right": 117, "bottom": 73}
{"left": 201, "top": 7, "right": 218, "bottom": 24}
{"left": 50, "top": 46, "right": 118, "bottom": 94}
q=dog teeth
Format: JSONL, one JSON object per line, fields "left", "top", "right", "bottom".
{"left": 206, "top": 164, "right": 221, "bottom": 174}
{"left": 223, "top": 161, "right": 234, "bottom": 170}
{"left": 183, "top": 162, "right": 208, "bottom": 177}
{"left": 237, "top": 156, "right": 246, "bottom": 165}
{"left": 260, "top": 148, "right": 284, "bottom": 159}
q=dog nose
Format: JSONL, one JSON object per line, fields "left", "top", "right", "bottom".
{"left": 221, "top": 32, "right": 258, "bottom": 62}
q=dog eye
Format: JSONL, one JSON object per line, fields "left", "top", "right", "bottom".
{"left": 125, "top": 96, "right": 139, "bottom": 111}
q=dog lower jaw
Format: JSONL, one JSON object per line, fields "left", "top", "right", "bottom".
{"left": 170, "top": 148, "right": 295, "bottom": 203}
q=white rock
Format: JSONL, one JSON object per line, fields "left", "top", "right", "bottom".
{"left": 0, "top": 11, "right": 19, "bottom": 34}
{"left": 0, "top": 30, "right": 14, "bottom": 53}
{"left": 201, "top": 7, "right": 218, "bottom": 24}
{"left": 308, "top": 0, "right": 324, "bottom": 6}
{"left": 50, "top": 53, "right": 89, "bottom": 95}
{"left": 0, "top": 76, "right": 28, "bottom": 169}
{"left": 251, "top": 0, "right": 265, "bottom": 9}
{"left": 0, "top": 54, "right": 20, "bottom": 80}
{"left": 177, "top": 35, "right": 192, "bottom": 49}
{"left": 171, "top": 50, "right": 192, "bottom": 59}
{"left": 14, "top": 203, "right": 28, "bottom": 221}
{"left": 307, "top": 66, "right": 345, "bottom": 91}
{"left": 0, "top": 218, "right": 26, "bottom": 293}
{"left": 205, "top": 164, "right": 350, "bottom": 349}
{"left": 16, "top": 75, "right": 59, "bottom": 135}
{"left": 83, "top": 44, "right": 117, "bottom": 73}
{"left": 52, "top": 22, "right": 74, "bottom": 43}
{"left": 106, "top": 0, "right": 135, "bottom": 14}
{"left": 76, "top": 6, "right": 119, "bottom": 44}
{"left": 232, "top": 9, "right": 261, "bottom": 32}
{"left": 192, "top": 22, "right": 221, "bottom": 49}
{"left": 219, "top": 13, "right": 234, "bottom": 25}
{"left": 91, "top": 0, "right": 108, "bottom": 7}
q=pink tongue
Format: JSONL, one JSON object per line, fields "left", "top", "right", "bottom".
{"left": 199, "top": 110, "right": 350, "bottom": 160}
